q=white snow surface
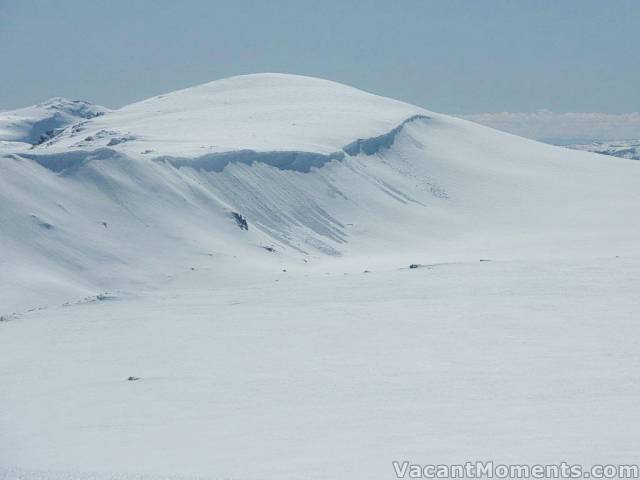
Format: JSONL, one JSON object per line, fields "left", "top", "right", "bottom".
{"left": 42, "top": 73, "right": 428, "bottom": 157}
{"left": 0, "top": 97, "right": 108, "bottom": 146}
{"left": 2, "top": 74, "right": 640, "bottom": 479}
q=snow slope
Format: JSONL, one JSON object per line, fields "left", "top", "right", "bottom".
{"left": 2, "top": 74, "right": 640, "bottom": 314}
{"left": 2, "top": 257, "right": 640, "bottom": 479}
{"left": 41, "top": 73, "right": 428, "bottom": 157}
{"left": 2, "top": 74, "right": 640, "bottom": 479}
{"left": 0, "top": 98, "right": 108, "bottom": 148}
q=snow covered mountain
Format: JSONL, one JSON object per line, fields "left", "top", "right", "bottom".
{"left": 564, "top": 139, "right": 640, "bottom": 160}
{"left": 0, "top": 97, "right": 109, "bottom": 150}
{"left": 2, "top": 73, "right": 640, "bottom": 314}
{"left": 39, "top": 74, "right": 424, "bottom": 156}
{"left": 2, "top": 74, "right": 640, "bottom": 479}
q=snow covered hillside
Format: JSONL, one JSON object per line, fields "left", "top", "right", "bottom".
{"left": 0, "top": 98, "right": 108, "bottom": 149}
{"left": 2, "top": 73, "right": 640, "bottom": 314}
{"left": 40, "top": 74, "right": 425, "bottom": 156}
{"left": 2, "top": 74, "right": 640, "bottom": 479}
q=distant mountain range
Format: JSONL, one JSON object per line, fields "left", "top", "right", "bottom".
{"left": 459, "top": 110, "right": 640, "bottom": 160}
{"left": 561, "top": 139, "right": 640, "bottom": 160}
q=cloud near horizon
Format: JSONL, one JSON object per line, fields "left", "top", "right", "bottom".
{"left": 459, "top": 110, "right": 640, "bottom": 142}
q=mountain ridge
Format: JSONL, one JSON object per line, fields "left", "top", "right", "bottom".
{"left": 2, "top": 74, "right": 640, "bottom": 314}
{"left": 0, "top": 97, "right": 109, "bottom": 146}
{"left": 32, "top": 73, "right": 434, "bottom": 158}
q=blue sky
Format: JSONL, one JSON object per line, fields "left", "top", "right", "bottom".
{"left": 1, "top": 0, "right": 638, "bottom": 113}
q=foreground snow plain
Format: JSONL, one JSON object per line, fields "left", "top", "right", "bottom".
{"left": 3, "top": 258, "right": 640, "bottom": 479}
{"left": 2, "top": 74, "right": 640, "bottom": 479}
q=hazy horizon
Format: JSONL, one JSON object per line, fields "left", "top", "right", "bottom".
{"left": 1, "top": 0, "right": 639, "bottom": 114}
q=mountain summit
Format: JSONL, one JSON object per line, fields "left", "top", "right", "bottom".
{"left": 39, "top": 73, "right": 431, "bottom": 157}
{"left": 1, "top": 74, "right": 640, "bottom": 312}
{"left": 0, "top": 97, "right": 108, "bottom": 146}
